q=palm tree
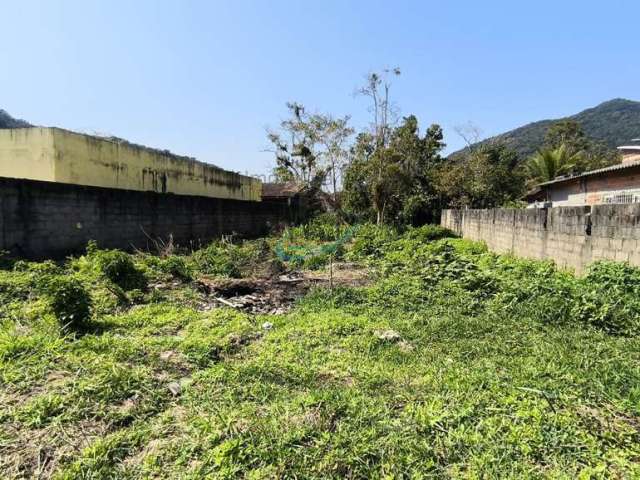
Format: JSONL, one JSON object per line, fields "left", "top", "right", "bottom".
{"left": 526, "top": 144, "right": 581, "bottom": 184}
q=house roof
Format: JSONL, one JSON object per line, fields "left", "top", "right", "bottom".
{"left": 537, "top": 160, "right": 640, "bottom": 187}
{"left": 261, "top": 182, "right": 303, "bottom": 199}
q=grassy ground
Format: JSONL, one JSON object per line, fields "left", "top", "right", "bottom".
{"left": 1, "top": 221, "right": 640, "bottom": 478}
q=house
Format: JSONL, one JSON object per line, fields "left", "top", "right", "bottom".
{"left": 526, "top": 143, "right": 640, "bottom": 207}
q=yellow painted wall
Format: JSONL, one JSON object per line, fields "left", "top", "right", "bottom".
{"left": 0, "top": 127, "right": 261, "bottom": 201}
{"left": 0, "top": 128, "right": 56, "bottom": 182}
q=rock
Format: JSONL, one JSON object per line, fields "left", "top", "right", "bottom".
{"left": 168, "top": 382, "right": 182, "bottom": 396}
{"left": 262, "top": 321, "right": 274, "bottom": 330}
{"left": 375, "top": 329, "right": 402, "bottom": 342}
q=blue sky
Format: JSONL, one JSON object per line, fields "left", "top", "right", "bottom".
{"left": 2, "top": 0, "right": 639, "bottom": 176}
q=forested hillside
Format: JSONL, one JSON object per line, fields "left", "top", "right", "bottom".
{"left": 450, "top": 98, "right": 640, "bottom": 160}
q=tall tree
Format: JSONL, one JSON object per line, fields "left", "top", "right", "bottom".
{"left": 267, "top": 102, "right": 326, "bottom": 189}
{"left": 343, "top": 115, "right": 446, "bottom": 225}
{"left": 390, "top": 116, "right": 445, "bottom": 224}
{"left": 355, "top": 68, "right": 403, "bottom": 224}
{"left": 356, "top": 68, "right": 401, "bottom": 149}
{"left": 307, "top": 113, "right": 354, "bottom": 205}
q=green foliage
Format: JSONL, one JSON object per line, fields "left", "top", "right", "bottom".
{"left": 275, "top": 220, "right": 352, "bottom": 269}
{"left": 5, "top": 226, "right": 640, "bottom": 478}
{"left": 93, "top": 250, "right": 148, "bottom": 291}
{"left": 403, "top": 224, "right": 456, "bottom": 243}
{"left": 0, "top": 108, "right": 31, "bottom": 129}
{"left": 43, "top": 276, "right": 92, "bottom": 329}
{"left": 342, "top": 116, "right": 445, "bottom": 226}
{"left": 158, "top": 255, "right": 193, "bottom": 281}
{"left": 526, "top": 144, "right": 581, "bottom": 184}
{"left": 347, "top": 223, "right": 398, "bottom": 260}
{"left": 192, "top": 242, "right": 242, "bottom": 277}
{"left": 573, "top": 261, "right": 640, "bottom": 335}
{"left": 192, "top": 238, "right": 280, "bottom": 278}
{"left": 287, "top": 212, "right": 349, "bottom": 242}
{"left": 436, "top": 142, "right": 524, "bottom": 209}
{"left": 544, "top": 119, "right": 620, "bottom": 173}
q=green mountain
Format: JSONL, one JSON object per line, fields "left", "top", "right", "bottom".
{"left": 449, "top": 98, "right": 640, "bottom": 159}
{"left": 0, "top": 109, "right": 31, "bottom": 129}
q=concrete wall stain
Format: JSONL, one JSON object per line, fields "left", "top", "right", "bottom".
{"left": 0, "top": 127, "right": 261, "bottom": 201}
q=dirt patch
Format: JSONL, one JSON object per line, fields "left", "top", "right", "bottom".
{"left": 195, "top": 263, "right": 369, "bottom": 315}
{"left": 0, "top": 420, "right": 108, "bottom": 480}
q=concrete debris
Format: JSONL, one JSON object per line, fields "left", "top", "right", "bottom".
{"left": 167, "top": 382, "right": 181, "bottom": 396}
{"left": 168, "top": 377, "right": 192, "bottom": 397}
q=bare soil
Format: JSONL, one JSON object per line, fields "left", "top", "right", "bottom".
{"left": 195, "top": 262, "right": 369, "bottom": 315}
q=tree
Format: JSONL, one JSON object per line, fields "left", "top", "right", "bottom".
{"left": 526, "top": 144, "right": 580, "bottom": 184}
{"left": 267, "top": 102, "right": 326, "bottom": 189}
{"left": 354, "top": 68, "right": 403, "bottom": 224}
{"left": 307, "top": 113, "right": 354, "bottom": 205}
{"left": 390, "top": 117, "right": 445, "bottom": 224}
{"left": 544, "top": 120, "right": 589, "bottom": 152}
{"left": 342, "top": 132, "right": 376, "bottom": 222}
{"left": 356, "top": 68, "right": 401, "bottom": 149}
{"left": 543, "top": 120, "right": 619, "bottom": 173}
{"left": 436, "top": 143, "right": 524, "bottom": 209}
{"left": 342, "top": 115, "right": 446, "bottom": 225}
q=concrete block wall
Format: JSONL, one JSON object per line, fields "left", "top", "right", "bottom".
{"left": 441, "top": 205, "right": 640, "bottom": 274}
{"left": 0, "top": 177, "right": 294, "bottom": 259}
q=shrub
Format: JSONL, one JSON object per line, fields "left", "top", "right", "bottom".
{"left": 348, "top": 224, "right": 398, "bottom": 260}
{"left": 572, "top": 261, "right": 640, "bottom": 335}
{"left": 13, "top": 260, "right": 62, "bottom": 276}
{"left": 44, "top": 276, "right": 92, "bottom": 330}
{"left": 490, "top": 257, "right": 577, "bottom": 325}
{"left": 193, "top": 239, "right": 280, "bottom": 278}
{"left": 288, "top": 213, "right": 350, "bottom": 242}
{"left": 93, "top": 250, "right": 148, "bottom": 291}
{"left": 192, "top": 242, "right": 241, "bottom": 277}
{"left": 159, "top": 255, "right": 193, "bottom": 281}
{"left": 404, "top": 224, "right": 456, "bottom": 243}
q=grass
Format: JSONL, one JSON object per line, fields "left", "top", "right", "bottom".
{"left": 1, "top": 223, "right": 640, "bottom": 478}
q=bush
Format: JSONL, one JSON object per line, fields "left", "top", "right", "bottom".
{"left": 44, "top": 276, "right": 92, "bottom": 330}
{"left": 572, "top": 261, "right": 640, "bottom": 335}
{"left": 192, "top": 242, "right": 241, "bottom": 277}
{"left": 159, "top": 255, "right": 193, "bottom": 281}
{"left": 13, "top": 260, "right": 62, "bottom": 276}
{"left": 193, "top": 239, "right": 280, "bottom": 278}
{"left": 93, "top": 250, "right": 148, "bottom": 291}
{"left": 288, "top": 213, "right": 350, "bottom": 242}
{"left": 348, "top": 224, "right": 398, "bottom": 260}
{"left": 404, "top": 225, "right": 456, "bottom": 243}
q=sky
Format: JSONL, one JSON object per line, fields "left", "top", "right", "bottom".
{"left": 2, "top": 0, "right": 640, "bottom": 178}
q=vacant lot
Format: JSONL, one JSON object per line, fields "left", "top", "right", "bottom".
{"left": 1, "top": 219, "right": 639, "bottom": 478}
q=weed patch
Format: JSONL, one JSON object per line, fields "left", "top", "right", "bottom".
{"left": 2, "top": 224, "right": 640, "bottom": 477}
